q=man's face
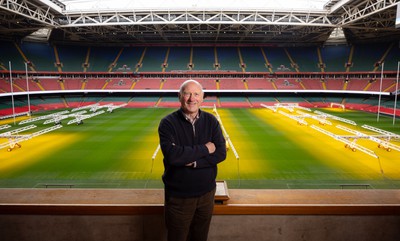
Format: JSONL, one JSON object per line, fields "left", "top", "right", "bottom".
{"left": 179, "top": 82, "right": 204, "bottom": 115}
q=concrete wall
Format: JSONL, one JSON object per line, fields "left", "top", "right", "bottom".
{"left": 1, "top": 214, "right": 399, "bottom": 241}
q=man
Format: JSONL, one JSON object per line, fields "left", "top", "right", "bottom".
{"left": 158, "top": 79, "right": 227, "bottom": 241}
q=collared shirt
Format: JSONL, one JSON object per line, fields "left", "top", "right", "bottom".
{"left": 184, "top": 112, "right": 199, "bottom": 136}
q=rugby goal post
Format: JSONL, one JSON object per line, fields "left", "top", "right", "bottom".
{"left": 330, "top": 102, "right": 345, "bottom": 110}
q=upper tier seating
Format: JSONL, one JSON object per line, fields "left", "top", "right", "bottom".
{"left": 191, "top": 47, "right": 216, "bottom": 70}
{"left": 240, "top": 47, "right": 268, "bottom": 72}
{"left": 1, "top": 41, "right": 399, "bottom": 72}
{"left": 285, "top": 46, "right": 320, "bottom": 72}
{"left": 319, "top": 45, "right": 350, "bottom": 72}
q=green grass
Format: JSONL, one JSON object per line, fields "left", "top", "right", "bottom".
{"left": 0, "top": 107, "right": 399, "bottom": 189}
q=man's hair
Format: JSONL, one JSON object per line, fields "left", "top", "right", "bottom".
{"left": 179, "top": 79, "right": 204, "bottom": 95}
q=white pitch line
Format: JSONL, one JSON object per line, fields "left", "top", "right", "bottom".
{"left": 152, "top": 144, "right": 160, "bottom": 161}
{"left": 311, "top": 125, "right": 378, "bottom": 158}
{"left": 213, "top": 105, "right": 239, "bottom": 160}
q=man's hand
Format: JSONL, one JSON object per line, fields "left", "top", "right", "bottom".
{"left": 205, "top": 142, "right": 216, "bottom": 154}
{"left": 185, "top": 161, "right": 196, "bottom": 168}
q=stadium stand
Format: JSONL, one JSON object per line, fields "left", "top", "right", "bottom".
{"left": 219, "top": 96, "right": 251, "bottom": 107}
{"left": 35, "top": 78, "right": 62, "bottom": 90}
{"left": 1, "top": 42, "right": 400, "bottom": 74}
{"left": 0, "top": 42, "right": 399, "bottom": 112}
{"left": 240, "top": 47, "right": 268, "bottom": 72}
{"left": 246, "top": 78, "right": 275, "bottom": 90}
{"left": 367, "top": 78, "right": 397, "bottom": 92}
{"left": 383, "top": 43, "right": 400, "bottom": 70}
{"left": 133, "top": 78, "right": 162, "bottom": 89}
{"left": 81, "top": 78, "right": 107, "bottom": 89}
{"left": 215, "top": 47, "right": 243, "bottom": 72}
{"left": 191, "top": 47, "right": 216, "bottom": 70}
{"left": 166, "top": 47, "right": 191, "bottom": 72}
{"left": 161, "top": 78, "right": 185, "bottom": 90}
{"left": 103, "top": 78, "right": 134, "bottom": 90}
{"left": 127, "top": 96, "right": 159, "bottom": 107}
{"left": 100, "top": 96, "right": 132, "bottom": 104}
{"left": 19, "top": 42, "right": 56, "bottom": 72}
{"left": 263, "top": 47, "right": 293, "bottom": 72}
{"left": 218, "top": 78, "right": 246, "bottom": 90}
{"left": 1, "top": 78, "right": 19, "bottom": 92}
{"left": 350, "top": 43, "right": 391, "bottom": 72}
{"left": 157, "top": 96, "right": 180, "bottom": 107}
{"left": 202, "top": 95, "right": 218, "bottom": 107}
{"left": 23, "top": 79, "right": 43, "bottom": 92}
{"left": 139, "top": 46, "right": 168, "bottom": 72}
{"left": 274, "top": 78, "right": 303, "bottom": 90}
{"left": 324, "top": 78, "right": 344, "bottom": 90}
{"left": 300, "top": 78, "right": 324, "bottom": 90}
{"left": 0, "top": 42, "right": 26, "bottom": 70}
{"left": 319, "top": 45, "right": 350, "bottom": 72}
{"left": 198, "top": 78, "right": 218, "bottom": 90}
{"left": 85, "top": 46, "right": 121, "bottom": 72}
{"left": 345, "top": 78, "right": 369, "bottom": 91}
{"left": 111, "top": 46, "right": 145, "bottom": 73}
{"left": 56, "top": 45, "right": 88, "bottom": 72}
{"left": 275, "top": 96, "right": 308, "bottom": 103}
{"left": 63, "top": 78, "right": 83, "bottom": 90}
{"left": 285, "top": 46, "right": 320, "bottom": 72}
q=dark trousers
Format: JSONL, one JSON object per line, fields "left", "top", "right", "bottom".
{"left": 164, "top": 188, "right": 216, "bottom": 241}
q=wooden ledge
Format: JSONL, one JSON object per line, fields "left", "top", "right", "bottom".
{"left": 1, "top": 189, "right": 399, "bottom": 215}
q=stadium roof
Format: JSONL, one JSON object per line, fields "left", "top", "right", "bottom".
{"left": 57, "top": 0, "right": 328, "bottom": 12}
{"left": 0, "top": 0, "right": 399, "bottom": 45}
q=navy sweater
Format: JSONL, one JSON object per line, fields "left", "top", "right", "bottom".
{"left": 158, "top": 108, "right": 226, "bottom": 198}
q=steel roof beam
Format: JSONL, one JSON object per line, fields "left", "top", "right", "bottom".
{"left": 0, "top": 0, "right": 57, "bottom": 25}
{"left": 57, "top": 10, "right": 336, "bottom": 28}
{"left": 339, "top": 0, "right": 399, "bottom": 25}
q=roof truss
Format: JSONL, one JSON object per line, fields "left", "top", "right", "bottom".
{"left": 59, "top": 10, "right": 335, "bottom": 27}
{"left": 0, "top": 0, "right": 57, "bottom": 25}
{"left": 0, "top": 0, "right": 399, "bottom": 44}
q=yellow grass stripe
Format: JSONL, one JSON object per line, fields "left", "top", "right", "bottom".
{"left": 250, "top": 108, "right": 392, "bottom": 179}
{"left": 0, "top": 133, "right": 80, "bottom": 173}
